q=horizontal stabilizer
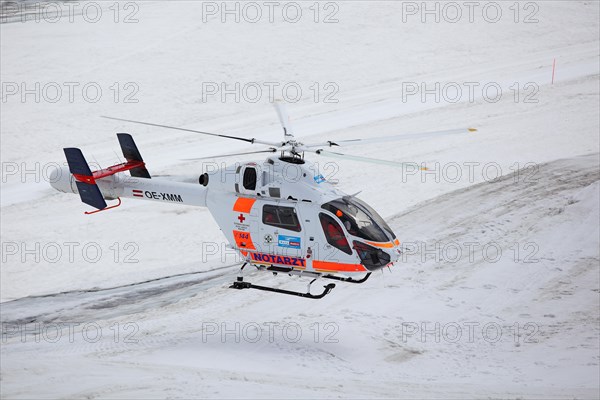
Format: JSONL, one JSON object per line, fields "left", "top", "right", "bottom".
{"left": 117, "top": 133, "right": 151, "bottom": 178}
{"left": 64, "top": 148, "right": 93, "bottom": 176}
{"left": 75, "top": 181, "right": 107, "bottom": 210}
{"left": 63, "top": 147, "right": 107, "bottom": 210}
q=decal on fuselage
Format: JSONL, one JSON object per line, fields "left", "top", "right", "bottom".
{"left": 233, "top": 230, "right": 255, "bottom": 250}
{"left": 313, "top": 174, "right": 326, "bottom": 184}
{"left": 232, "top": 198, "right": 255, "bottom": 231}
{"left": 250, "top": 252, "right": 306, "bottom": 268}
{"left": 144, "top": 191, "right": 183, "bottom": 202}
{"left": 278, "top": 235, "right": 301, "bottom": 249}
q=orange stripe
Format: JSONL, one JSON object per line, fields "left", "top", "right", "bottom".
{"left": 313, "top": 260, "right": 366, "bottom": 272}
{"left": 365, "top": 241, "right": 395, "bottom": 248}
{"left": 394, "top": 239, "right": 400, "bottom": 246}
{"left": 233, "top": 197, "right": 256, "bottom": 213}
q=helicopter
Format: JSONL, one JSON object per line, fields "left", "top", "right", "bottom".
{"left": 50, "top": 101, "right": 475, "bottom": 299}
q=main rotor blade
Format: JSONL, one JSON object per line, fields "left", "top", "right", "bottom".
{"left": 305, "top": 148, "right": 427, "bottom": 170}
{"left": 101, "top": 116, "right": 283, "bottom": 147}
{"left": 182, "top": 148, "right": 277, "bottom": 161}
{"left": 304, "top": 127, "right": 476, "bottom": 148}
{"left": 273, "top": 100, "right": 295, "bottom": 140}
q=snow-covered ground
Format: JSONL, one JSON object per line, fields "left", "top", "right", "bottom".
{"left": 1, "top": 1, "right": 599, "bottom": 398}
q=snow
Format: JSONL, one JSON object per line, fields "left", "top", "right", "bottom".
{"left": 1, "top": 1, "right": 599, "bottom": 398}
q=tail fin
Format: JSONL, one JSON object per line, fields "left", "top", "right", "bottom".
{"left": 117, "top": 133, "right": 151, "bottom": 178}
{"left": 63, "top": 148, "right": 107, "bottom": 210}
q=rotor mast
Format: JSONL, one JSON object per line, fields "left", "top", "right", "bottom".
{"left": 273, "top": 100, "right": 305, "bottom": 160}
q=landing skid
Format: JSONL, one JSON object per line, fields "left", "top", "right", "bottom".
{"left": 230, "top": 277, "right": 335, "bottom": 299}
{"left": 227, "top": 262, "right": 371, "bottom": 299}
{"left": 323, "top": 272, "right": 371, "bottom": 284}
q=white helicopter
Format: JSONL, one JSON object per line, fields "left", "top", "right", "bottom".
{"left": 50, "top": 102, "right": 475, "bottom": 299}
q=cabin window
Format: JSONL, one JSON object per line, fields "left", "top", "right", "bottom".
{"left": 262, "top": 205, "right": 301, "bottom": 232}
{"left": 243, "top": 167, "right": 257, "bottom": 191}
{"left": 319, "top": 213, "right": 352, "bottom": 255}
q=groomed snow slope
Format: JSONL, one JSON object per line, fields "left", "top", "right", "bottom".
{"left": 1, "top": 154, "right": 599, "bottom": 399}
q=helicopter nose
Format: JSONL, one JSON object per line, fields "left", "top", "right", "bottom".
{"left": 388, "top": 246, "right": 402, "bottom": 264}
{"left": 383, "top": 240, "right": 402, "bottom": 265}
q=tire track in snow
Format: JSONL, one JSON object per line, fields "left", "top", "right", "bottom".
{"left": 0, "top": 263, "right": 240, "bottom": 325}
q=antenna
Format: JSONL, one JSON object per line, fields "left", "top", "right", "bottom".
{"left": 113, "top": 150, "right": 124, "bottom": 164}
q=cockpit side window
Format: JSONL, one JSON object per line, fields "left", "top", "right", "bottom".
{"left": 319, "top": 213, "right": 352, "bottom": 255}
{"left": 321, "top": 197, "right": 392, "bottom": 242}
{"left": 263, "top": 204, "right": 301, "bottom": 232}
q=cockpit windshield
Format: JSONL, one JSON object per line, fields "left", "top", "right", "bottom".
{"left": 350, "top": 196, "right": 397, "bottom": 240}
{"left": 321, "top": 196, "right": 396, "bottom": 242}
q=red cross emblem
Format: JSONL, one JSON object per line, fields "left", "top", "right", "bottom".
{"left": 237, "top": 213, "right": 246, "bottom": 223}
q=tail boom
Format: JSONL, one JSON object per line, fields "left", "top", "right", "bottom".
{"left": 55, "top": 133, "right": 206, "bottom": 212}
